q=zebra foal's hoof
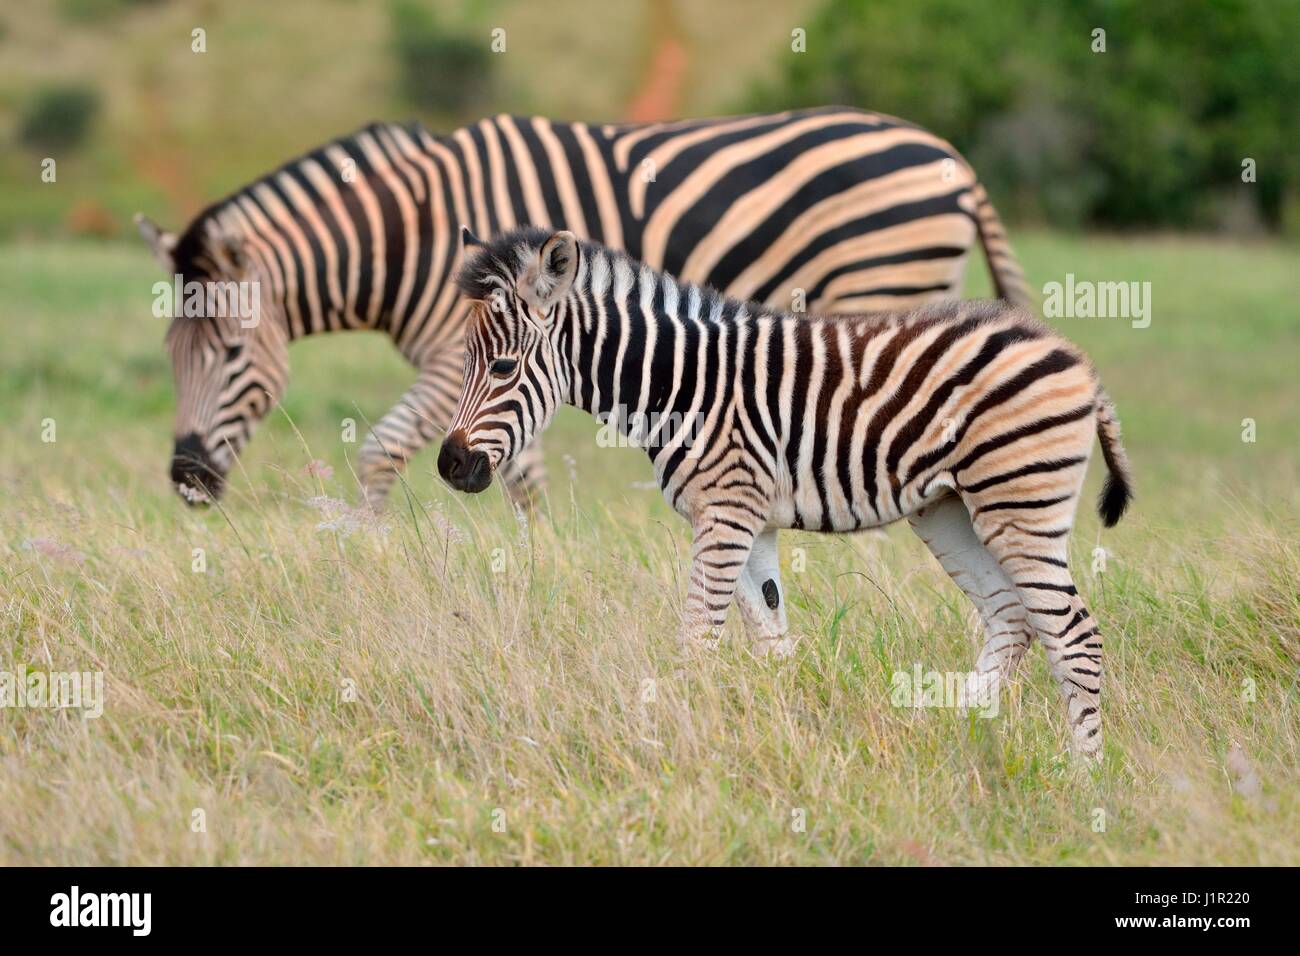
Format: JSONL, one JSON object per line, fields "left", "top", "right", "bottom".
{"left": 752, "top": 635, "right": 799, "bottom": 660}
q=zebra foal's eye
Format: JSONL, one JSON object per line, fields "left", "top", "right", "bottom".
{"left": 490, "top": 357, "right": 517, "bottom": 377}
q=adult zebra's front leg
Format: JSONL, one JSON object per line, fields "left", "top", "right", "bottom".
{"left": 679, "top": 509, "right": 763, "bottom": 650}
{"left": 358, "top": 361, "right": 545, "bottom": 511}
{"left": 358, "top": 364, "right": 459, "bottom": 508}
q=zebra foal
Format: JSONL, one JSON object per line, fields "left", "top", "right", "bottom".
{"left": 439, "top": 228, "right": 1133, "bottom": 761}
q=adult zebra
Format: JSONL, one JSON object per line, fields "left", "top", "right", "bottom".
{"left": 439, "top": 228, "right": 1131, "bottom": 760}
{"left": 137, "top": 106, "right": 1029, "bottom": 507}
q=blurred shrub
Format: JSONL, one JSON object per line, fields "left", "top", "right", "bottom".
{"left": 748, "top": 0, "right": 1300, "bottom": 232}
{"left": 19, "top": 85, "right": 100, "bottom": 152}
{"left": 390, "top": 0, "right": 495, "bottom": 116}
{"left": 58, "top": 0, "right": 167, "bottom": 23}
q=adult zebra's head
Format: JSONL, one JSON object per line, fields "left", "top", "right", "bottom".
{"left": 439, "top": 227, "right": 578, "bottom": 495}
{"left": 137, "top": 212, "right": 289, "bottom": 505}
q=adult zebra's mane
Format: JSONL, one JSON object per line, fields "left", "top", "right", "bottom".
{"left": 170, "top": 120, "right": 427, "bottom": 278}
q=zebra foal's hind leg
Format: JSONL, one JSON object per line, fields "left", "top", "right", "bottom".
{"left": 734, "top": 529, "right": 796, "bottom": 658}
{"left": 960, "top": 476, "right": 1104, "bottom": 762}
{"left": 909, "top": 494, "right": 1034, "bottom": 710}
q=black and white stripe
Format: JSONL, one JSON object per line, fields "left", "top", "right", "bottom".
{"left": 442, "top": 228, "right": 1130, "bottom": 761}
{"left": 139, "top": 106, "right": 1029, "bottom": 506}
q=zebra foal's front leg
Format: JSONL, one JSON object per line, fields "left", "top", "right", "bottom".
{"left": 679, "top": 509, "right": 761, "bottom": 650}
{"left": 734, "top": 529, "right": 797, "bottom": 658}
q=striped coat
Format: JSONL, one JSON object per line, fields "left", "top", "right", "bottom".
{"left": 441, "top": 229, "right": 1132, "bottom": 761}
{"left": 138, "top": 107, "right": 1028, "bottom": 506}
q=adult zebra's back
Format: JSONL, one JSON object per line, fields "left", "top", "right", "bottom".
{"left": 137, "top": 106, "right": 1029, "bottom": 507}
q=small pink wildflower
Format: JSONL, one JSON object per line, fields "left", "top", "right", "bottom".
{"left": 22, "top": 537, "right": 86, "bottom": 564}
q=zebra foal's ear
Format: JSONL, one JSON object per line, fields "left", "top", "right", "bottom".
{"left": 460, "top": 225, "right": 483, "bottom": 250}
{"left": 135, "top": 213, "right": 177, "bottom": 272}
{"left": 528, "top": 230, "right": 579, "bottom": 311}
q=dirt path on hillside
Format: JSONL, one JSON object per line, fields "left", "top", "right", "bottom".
{"left": 624, "top": 0, "right": 689, "bottom": 122}
{"left": 129, "top": 85, "right": 203, "bottom": 222}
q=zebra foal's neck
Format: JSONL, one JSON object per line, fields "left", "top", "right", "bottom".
{"left": 560, "top": 244, "right": 765, "bottom": 449}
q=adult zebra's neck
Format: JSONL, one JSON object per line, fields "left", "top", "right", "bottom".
{"left": 192, "top": 121, "right": 465, "bottom": 347}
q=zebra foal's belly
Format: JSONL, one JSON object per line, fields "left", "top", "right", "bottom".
{"left": 768, "top": 469, "right": 956, "bottom": 534}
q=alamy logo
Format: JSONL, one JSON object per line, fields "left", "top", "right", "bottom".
{"left": 152, "top": 273, "right": 261, "bottom": 327}
{"left": 0, "top": 670, "right": 103, "bottom": 719}
{"left": 890, "top": 664, "right": 999, "bottom": 717}
{"left": 595, "top": 404, "right": 708, "bottom": 458}
{"left": 1042, "top": 273, "right": 1151, "bottom": 328}
{"left": 50, "top": 886, "right": 151, "bottom": 936}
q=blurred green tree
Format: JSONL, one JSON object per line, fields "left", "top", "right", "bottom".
{"left": 748, "top": 0, "right": 1300, "bottom": 232}
{"left": 390, "top": 0, "right": 496, "bottom": 117}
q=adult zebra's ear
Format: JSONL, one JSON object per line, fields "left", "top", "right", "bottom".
{"left": 527, "top": 230, "right": 579, "bottom": 313}
{"left": 214, "top": 233, "right": 247, "bottom": 274}
{"left": 135, "top": 213, "right": 177, "bottom": 272}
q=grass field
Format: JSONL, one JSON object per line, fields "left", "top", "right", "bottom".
{"left": 1, "top": 232, "right": 1298, "bottom": 865}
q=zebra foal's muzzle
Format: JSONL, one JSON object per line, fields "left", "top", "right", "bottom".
{"left": 170, "top": 432, "right": 224, "bottom": 505}
{"left": 438, "top": 433, "right": 493, "bottom": 494}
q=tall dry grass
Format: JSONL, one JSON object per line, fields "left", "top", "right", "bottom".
{"left": 2, "top": 442, "right": 1296, "bottom": 865}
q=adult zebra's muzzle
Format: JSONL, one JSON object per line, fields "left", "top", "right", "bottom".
{"left": 170, "top": 433, "right": 224, "bottom": 505}
{"left": 438, "top": 434, "right": 493, "bottom": 493}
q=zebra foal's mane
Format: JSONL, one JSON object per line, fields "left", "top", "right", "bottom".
{"left": 456, "top": 228, "right": 1027, "bottom": 338}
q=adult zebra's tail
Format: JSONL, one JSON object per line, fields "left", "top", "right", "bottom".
{"left": 970, "top": 181, "right": 1033, "bottom": 311}
{"left": 1095, "top": 390, "right": 1134, "bottom": 527}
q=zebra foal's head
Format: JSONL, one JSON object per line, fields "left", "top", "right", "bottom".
{"left": 136, "top": 212, "right": 288, "bottom": 505}
{"left": 439, "top": 227, "right": 577, "bottom": 494}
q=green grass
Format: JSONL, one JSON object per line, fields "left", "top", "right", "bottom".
{"left": 0, "top": 232, "right": 1297, "bottom": 864}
